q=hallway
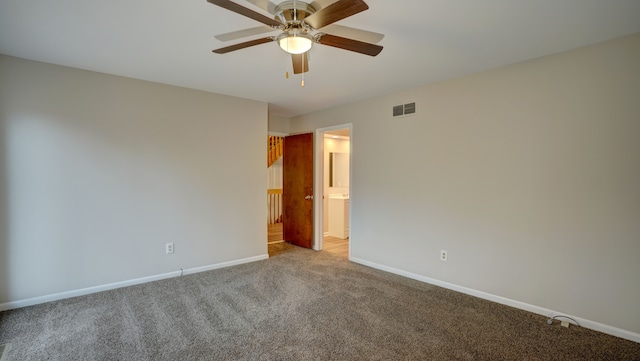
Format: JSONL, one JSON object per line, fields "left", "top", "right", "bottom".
{"left": 268, "top": 223, "right": 348, "bottom": 258}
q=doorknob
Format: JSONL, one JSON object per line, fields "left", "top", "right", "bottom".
{"left": 305, "top": 195, "right": 314, "bottom": 200}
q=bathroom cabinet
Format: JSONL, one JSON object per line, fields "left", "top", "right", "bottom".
{"left": 328, "top": 197, "right": 349, "bottom": 239}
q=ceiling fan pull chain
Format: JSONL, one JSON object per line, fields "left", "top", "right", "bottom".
{"left": 286, "top": 53, "right": 290, "bottom": 79}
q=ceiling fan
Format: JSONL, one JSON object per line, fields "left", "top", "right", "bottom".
{"left": 207, "top": 0, "right": 384, "bottom": 76}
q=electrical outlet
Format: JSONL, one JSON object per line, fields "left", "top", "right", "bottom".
{"left": 440, "top": 250, "right": 447, "bottom": 261}
{"left": 166, "top": 243, "right": 174, "bottom": 254}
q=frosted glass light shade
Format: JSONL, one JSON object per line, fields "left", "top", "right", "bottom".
{"left": 278, "top": 33, "right": 313, "bottom": 54}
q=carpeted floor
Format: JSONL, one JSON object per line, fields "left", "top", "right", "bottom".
{"left": 1, "top": 245, "right": 638, "bottom": 360}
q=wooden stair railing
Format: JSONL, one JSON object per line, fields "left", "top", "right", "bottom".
{"left": 268, "top": 136, "right": 284, "bottom": 168}
{"left": 268, "top": 188, "right": 283, "bottom": 224}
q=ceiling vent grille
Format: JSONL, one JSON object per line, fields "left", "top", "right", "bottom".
{"left": 392, "top": 102, "right": 416, "bottom": 117}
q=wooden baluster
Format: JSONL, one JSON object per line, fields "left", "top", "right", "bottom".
{"left": 267, "top": 189, "right": 283, "bottom": 224}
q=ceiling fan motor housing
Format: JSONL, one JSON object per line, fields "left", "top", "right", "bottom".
{"left": 274, "top": 1, "right": 317, "bottom": 24}
{"left": 274, "top": 1, "right": 317, "bottom": 54}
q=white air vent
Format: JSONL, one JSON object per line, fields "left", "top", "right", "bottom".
{"left": 392, "top": 105, "right": 403, "bottom": 117}
{"left": 392, "top": 102, "right": 416, "bottom": 117}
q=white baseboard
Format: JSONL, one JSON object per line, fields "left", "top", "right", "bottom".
{"left": 180, "top": 254, "right": 268, "bottom": 276}
{"left": 350, "top": 256, "right": 640, "bottom": 344}
{"left": 0, "top": 254, "right": 269, "bottom": 312}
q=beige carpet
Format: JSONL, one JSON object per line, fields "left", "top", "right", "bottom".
{"left": 1, "top": 245, "right": 638, "bottom": 360}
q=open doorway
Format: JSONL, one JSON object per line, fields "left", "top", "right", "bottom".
{"left": 314, "top": 125, "right": 351, "bottom": 259}
{"left": 268, "top": 132, "right": 315, "bottom": 256}
{"left": 267, "top": 132, "right": 286, "bottom": 246}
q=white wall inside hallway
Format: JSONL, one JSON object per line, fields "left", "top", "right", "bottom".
{"left": 323, "top": 136, "right": 350, "bottom": 233}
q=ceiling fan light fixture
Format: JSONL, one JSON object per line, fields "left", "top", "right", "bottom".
{"left": 278, "top": 31, "right": 313, "bottom": 54}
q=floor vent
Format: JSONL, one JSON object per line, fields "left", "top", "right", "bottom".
{"left": 392, "top": 102, "right": 416, "bottom": 117}
{"left": 0, "top": 343, "right": 11, "bottom": 361}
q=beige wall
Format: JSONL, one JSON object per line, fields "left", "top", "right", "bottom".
{"left": 291, "top": 33, "right": 640, "bottom": 336}
{"left": 0, "top": 55, "right": 268, "bottom": 304}
{"left": 268, "top": 114, "right": 291, "bottom": 134}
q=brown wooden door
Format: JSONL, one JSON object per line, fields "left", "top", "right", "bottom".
{"left": 282, "top": 133, "right": 314, "bottom": 249}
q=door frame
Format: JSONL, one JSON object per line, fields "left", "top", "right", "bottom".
{"left": 313, "top": 123, "right": 352, "bottom": 253}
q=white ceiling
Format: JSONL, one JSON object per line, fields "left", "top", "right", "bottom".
{"left": 1, "top": 0, "right": 639, "bottom": 117}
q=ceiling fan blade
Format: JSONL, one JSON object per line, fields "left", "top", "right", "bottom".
{"left": 212, "top": 37, "right": 274, "bottom": 54}
{"left": 207, "top": 0, "right": 282, "bottom": 27}
{"left": 304, "top": 0, "right": 369, "bottom": 29}
{"left": 316, "top": 33, "right": 382, "bottom": 56}
{"left": 322, "top": 24, "right": 384, "bottom": 44}
{"left": 215, "top": 26, "right": 276, "bottom": 42}
{"left": 292, "top": 53, "right": 310, "bottom": 74}
{"left": 243, "top": 0, "right": 278, "bottom": 15}
{"left": 309, "top": 0, "right": 339, "bottom": 11}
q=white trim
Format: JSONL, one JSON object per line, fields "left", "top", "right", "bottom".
{"left": 313, "top": 128, "right": 324, "bottom": 251}
{"left": 350, "top": 256, "right": 640, "bottom": 344}
{"left": 0, "top": 254, "right": 269, "bottom": 312}
{"left": 323, "top": 134, "right": 350, "bottom": 140}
